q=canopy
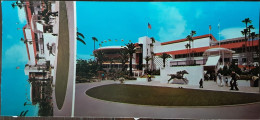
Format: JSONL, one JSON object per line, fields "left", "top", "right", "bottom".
{"left": 205, "top": 55, "right": 220, "bottom": 66}
{"left": 203, "top": 47, "right": 235, "bottom": 56}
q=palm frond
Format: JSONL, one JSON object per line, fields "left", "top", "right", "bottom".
{"left": 77, "top": 37, "right": 86, "bottom": 45}
{"left": 77, "top": 32, "right": 85, "bottom": 39}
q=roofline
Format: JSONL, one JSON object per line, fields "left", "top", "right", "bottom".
{"left": 93, "top": 47, "right": 124, "bottom": 53}
{"left": 156, "top": 40, "right": 259, "bottom": 56}
{"left": 161, "top": 34, "right": 217, "bottom": 45}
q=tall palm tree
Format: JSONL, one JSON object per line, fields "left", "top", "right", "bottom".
{"left": 92, "top": 37, "right": 98, "bottom": 50}
{"left": 125, "top": 43, "right": 136, "bottom": 76}
{"left": 119, "top": 48, "right": 129, "bottom": 72}
{"left": 190, "top": 30, "right": 196, "bottom": 61}
{"left": 185, "top": 43, "right": 191, "bottom": 65}
{"left": 94, "top": 50, "right": 105, "bottom": 70}
{"left": 251, "top": 32, "right": 256, "bottom": 50}
{"left": 247, "top": 25, "right": 254, "bottom": 52}
{"left": 144, "top": 56, "right": 151, "bottom": 72}
{"left": 159, "top": 53, "right": 171, "bottom": 68}
{"left": 241, "top": 28, "right": 249, "bottom": 66}
{"left": 186, "top": 35, "right": 193, "bottom": 65}
{"left": 242, "top": 18, "right": 252, "bottom": 28}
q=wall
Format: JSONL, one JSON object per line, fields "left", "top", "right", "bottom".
{"left": 154, "top": 37, "right": 210, "bottom": 53}
{"left": 160, "top": 66, "right": 204, "bottom": 85}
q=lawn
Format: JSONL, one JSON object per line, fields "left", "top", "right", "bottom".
{"left": 86, "top": 84, "right": 260, "bottom": 106}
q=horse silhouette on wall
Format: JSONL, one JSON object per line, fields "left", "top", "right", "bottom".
{"left": 168, "top": 70, "right": 189, "bottom": 84}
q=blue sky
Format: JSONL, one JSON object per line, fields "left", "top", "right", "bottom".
{"left": 2, "top": 1, "right": 38, "bottom": 116}
{"left": 76, "top": 1, "right": 260, "bottom": 60}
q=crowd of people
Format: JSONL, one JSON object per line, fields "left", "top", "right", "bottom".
{"left": 201, "top": 70, "right": 240, "bottom": 91}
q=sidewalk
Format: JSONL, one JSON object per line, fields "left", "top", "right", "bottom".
{"left": 124, "top": 80, "right": 260, "bottom": 93}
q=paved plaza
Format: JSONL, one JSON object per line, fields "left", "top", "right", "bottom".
{"left": 74, "top": 80, "right": 260, "bottom": 119}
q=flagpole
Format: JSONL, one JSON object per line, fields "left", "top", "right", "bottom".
{"left": 218, "top": 20, "right": 220, "bottom": 48}
{"left": 209, "top": 25, "right": 211, "bottom": 46}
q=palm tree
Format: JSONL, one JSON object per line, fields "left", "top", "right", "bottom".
{"left": 185, "top": 43, "right": 191, "bottom": 65}
{"left": 144, "top": 56, "right": 151, "bottom": 73}
{"left": 76, "top": 30, "right": 86, "bottom": 45}
{"left": 94, "top": 50, "right": 105, "bottom": 70}
{"left": 159, "top": 53, "right": 171, "bottom": 68}
{"left": 125, "top": 43, "right": 136, "bottom": 76}
{"left": 119, "top": 48, "right": 129, "bottom": 71}
{"left": 251, "top": 32, "right": 256, "bottom": 50}
{"left": 11, "top": 1, "right": 24, "bottom": 9}
{"left": 92, "top": 37, "right": 98, "bottom": 50}
{"left": 247, "top": 25, "right": 254, "bottom": 52}
{"left": 241, "top": 29, "right": 248, "bottom": 52}
{"left": 242, "top": 18, "right": 252, "bottom": 28}
{"left": 186, "top": 35, "right": 193, "bottom": 64}
{"left": 190, "top": 30, "right": 196, "bottom": 61}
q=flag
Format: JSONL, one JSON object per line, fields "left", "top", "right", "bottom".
{"left": 129, "top": 40, "right": 132, "bottom": 42}
{"left": 121, "top": 39, "right": 124, "bottom": 41}
{"left": 108, "top": 39, "right": 111, "bottom": 42}
{"left": 115, "top": 39, "right": 118, "bottom": 42}
{"left": 209, "top": 25, "right": 211, "bottom": 30}
{"left": 148, "top": 22, "right": 151, "bottom": 29}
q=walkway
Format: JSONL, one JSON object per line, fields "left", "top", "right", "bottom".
{"left": 74, "top": 80, "right": 260, "bottom": 119}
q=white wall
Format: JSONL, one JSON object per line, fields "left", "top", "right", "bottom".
{"left": 154, "top": 37, "right": 210, "bottom": 54}
{"left": 160, "top": 66, "right": 204, "bottom": 85}
{"left": 25, "top": 28, "right": 36, "bottom": 65}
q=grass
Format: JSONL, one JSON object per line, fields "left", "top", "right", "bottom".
{"left": 86, "top": 84, "right": 260, "bottom": 106}
{"left": 55, "top": 1, "right": 70, "bottom": 110}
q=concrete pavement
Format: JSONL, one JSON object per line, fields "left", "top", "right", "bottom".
{"left": 74, "top": 80, "right": 260, "bottom": 119}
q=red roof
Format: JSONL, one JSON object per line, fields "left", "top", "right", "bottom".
{"left": 161, "top": 34, "right": 217, "bottom": 45}
{"left": 155, "top": 40, "right": 259, "bottom": 56}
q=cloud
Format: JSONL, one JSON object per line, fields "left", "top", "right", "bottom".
{"left": 17, "top": 7, "right": 26, "bottom": 24}
{"left": 7, "top": 35, "right": 13, "bottom": 39}
{"left": 150, "top": 3, "right": 187, "bottom": 42}
{"left": 4, "top": 43, "right": 28, "bottom": 68}
{"left": 220, "top": 27, "right": 259, "bottom": 40}
{"left": 77, "top": 54, "right": 94, "bottom": 60}
{"left": 195, "top": 9, "right": 202, "bottom": 19}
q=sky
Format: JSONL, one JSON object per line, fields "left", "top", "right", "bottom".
{"left": 1, "top": 1, "right": 260, "bottom": 116}
{"left": 76, "top": 1, "right": 260, "bottom": 60}
{"left": 1, "top": 1, "right": 39, "bottom": 116}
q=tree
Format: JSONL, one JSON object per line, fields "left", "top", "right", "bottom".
{"left": 251, "top": 32, "right": 257, "bottom": 51}
{"left": 119, "top": 48, "right": 129, "bottom": 71}
{"left": 144, "top": 56, "right": 151, "bottom": 72}
{"left": 92, "top": 37, "right": 98, "bottom": 50}
{"left": 125, "top": 43, "right": 136, "bottom": 76}
{"left": 242, "top": 18, "right": 252, "bottom": 28}
{"left": 186, "top": 35, "right": 193, "bottom": 65}
{"left": 94, "top": 50, "right": 106, "bottom": 70}
{"left": 185, "top": 43, "right": 191, "bottom": 65}
{"left": 190, "top": 30, "right": 196, "bottom": 61}
{"left": 247, "top": 25, "right": 254, "bottom": 52}
{"left": 242, "top": 18, "right": 252, "bottom": 67}
{"left": 159, "top": 53, "right": 171, "bottom": 68}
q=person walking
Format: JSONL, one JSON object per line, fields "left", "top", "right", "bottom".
{"left": 199, "top": 78, "right": 203, "bottom": 88}
{"left": 230, "top": 71, "right": 239, "bottom": 91}
{"left": 225, "top": 77, "right": 228, "bottom": 86}
{"left": 148, "top": 74, "right": 152, "bottom": 82}
{"left": 218, "top": 72, "right": 223, "bottom": 86}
